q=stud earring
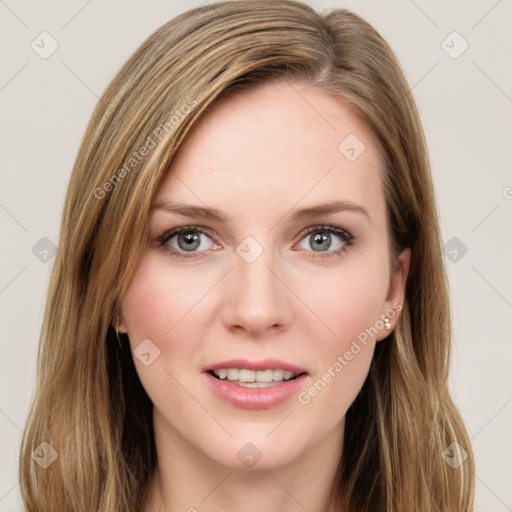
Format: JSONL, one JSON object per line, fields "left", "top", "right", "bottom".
{"left": 115, "top": 316, "right": 124, "bottom": 349}
{"left": 384, "top": 317, "right": 391, "bottom": 330}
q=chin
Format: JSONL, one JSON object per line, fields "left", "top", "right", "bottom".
{"left": 203, "top": 436, "right": 306, "bottom": 471}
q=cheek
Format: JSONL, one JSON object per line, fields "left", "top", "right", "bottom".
{"left": 297, "top": 255, "right": 388, "bottom": 347}
{"left": 122, "top": 254, "right": 209, "bottom": 343}
{"left": 120, "top": 255, "right": 209, "bottom": 411}
{"left": 120, "top": 255, "right": 208, "bottom": 404}
{"left": 293, "top": 255, "right": 387, "bottom": 414}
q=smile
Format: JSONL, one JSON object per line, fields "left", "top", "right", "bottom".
{"left": 204, "top": 370, "right": 308, "bottom": 409}
{"left": 209, "top": 368, "right": 302, "bottom": 387}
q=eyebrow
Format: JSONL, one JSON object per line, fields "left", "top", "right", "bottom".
{"left": 151, "top": 199, "right": 369, "bottom": 222}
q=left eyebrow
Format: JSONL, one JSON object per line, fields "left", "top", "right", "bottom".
{"left": 289, "top": 200, "right": 370, "bottom": 221}
{"left": 150, "top": 199, "right": 369, "bottom": 223}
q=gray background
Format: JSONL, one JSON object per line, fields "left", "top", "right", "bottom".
{"left": 1, "top": 1, "right": 511, "bottom": 510}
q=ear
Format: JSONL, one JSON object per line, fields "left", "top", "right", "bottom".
{"left": 375, "top": 247, "right": 411, "bottom": 341}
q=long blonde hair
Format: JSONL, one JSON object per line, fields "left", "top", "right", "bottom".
{"left": 19, "top": 1, "right": 474, "bottom": 510}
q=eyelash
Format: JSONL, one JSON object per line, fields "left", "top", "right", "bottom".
{"left": 157, "top": 224, "right": 356, "bottom": 261}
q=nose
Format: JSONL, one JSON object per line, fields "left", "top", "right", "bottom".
{"left": 221, "top": 243, "right": 293, "bottom": 336}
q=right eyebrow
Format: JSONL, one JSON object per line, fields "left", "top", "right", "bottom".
{"left": 151, "top": 201, "right": 227, "bottom": 222}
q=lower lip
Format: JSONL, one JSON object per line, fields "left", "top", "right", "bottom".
{"left": 203, "top": 372, "right": 308, "bottom": 410}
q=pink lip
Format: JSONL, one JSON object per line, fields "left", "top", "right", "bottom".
{"left": 203, "top": 358, "right": 307, "bottom": 374}
{"left": 203, "top": 371, "right": 308, "bottom": 410}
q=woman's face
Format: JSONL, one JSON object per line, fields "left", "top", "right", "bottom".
{"left": 120, "top": 81, "right": 409, "bottom": 470}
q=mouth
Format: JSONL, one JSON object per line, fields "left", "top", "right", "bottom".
{"left": 206, "top": 368, "right": 307, "bottom": 388}
{"left": 203, "top": 366, "right": 309, "bottom": 410}
{"left": 202, "top": 359, "right": 309, "bottom": 408}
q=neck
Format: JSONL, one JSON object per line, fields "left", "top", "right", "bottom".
{"left": 143, "top": 410, "right": 344, "bottom": 512}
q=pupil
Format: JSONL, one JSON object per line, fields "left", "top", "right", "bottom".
{"left": 312, "top": 232, "right": 330, "bottom": 251}
{"left": 178, "top": 232, "right": 200, "bottom": 251}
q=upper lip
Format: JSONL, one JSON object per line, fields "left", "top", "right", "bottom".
{"left": 203, "top": 358, "right": 307, "bottom": 374}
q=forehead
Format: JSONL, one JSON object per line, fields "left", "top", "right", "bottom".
{"left": 155, "top": 81, "right": 384, "bottom": 221}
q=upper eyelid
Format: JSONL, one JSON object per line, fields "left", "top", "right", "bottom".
{"left": 158, "top": 225, "right": 217, "bottom": 243}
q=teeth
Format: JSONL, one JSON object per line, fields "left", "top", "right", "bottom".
{"left": 227, "top": 369, "right": 239, "bottom": 380}
{"left": 239, "top": 369, "right": 255, "bottom": 382}
{"left": 212, "top": 368, "right": 299, "bottom": 383}
{"left": 273, "top": 369, "right": 284, "bottom": 381}
{"left": 238, "top": 381, "right": 280, "bottom": 388}
{"left": 257, "top": 370, "right": 273, "bottom": 383}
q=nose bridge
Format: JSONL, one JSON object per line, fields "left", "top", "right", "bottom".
{"left": 222, "top": 235, "right": 291, "bottom": 333}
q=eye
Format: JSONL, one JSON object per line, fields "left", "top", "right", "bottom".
{"left": 296, "top": 225, "right": 355, "bottom": 258}
{"left": 158, "top": 224, "right": 355, "bottom": 261}
{"left": 158, "top": 226, "right": 219, "bottom": 260}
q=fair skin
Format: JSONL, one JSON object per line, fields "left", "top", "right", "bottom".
{"left": 119, "top": 80, "right": 410, "bottom": 512}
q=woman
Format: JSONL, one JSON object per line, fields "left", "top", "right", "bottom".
{"left": 19, "top": 1, "right": 475, "bottom": 511}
